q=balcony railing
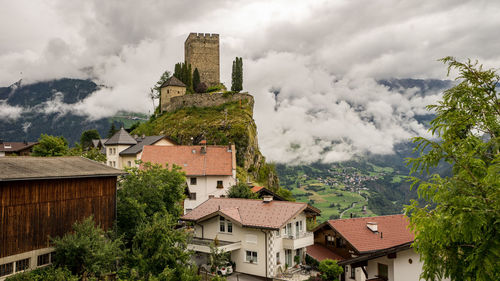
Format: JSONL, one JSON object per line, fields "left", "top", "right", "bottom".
{"left": 282, "top": 232, "right": 314, "bottom": 250}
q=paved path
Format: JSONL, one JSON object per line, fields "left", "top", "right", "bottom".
{"left": 340, "top": 202, "right": 357, "bottom": 218}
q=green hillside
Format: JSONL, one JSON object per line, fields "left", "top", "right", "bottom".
{"left": 131, "top": 95, "right": 280, "bottom": 189}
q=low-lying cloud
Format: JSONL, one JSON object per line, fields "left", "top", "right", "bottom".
{"left": 1, "top": 0, "right": 499, "bottom": 163}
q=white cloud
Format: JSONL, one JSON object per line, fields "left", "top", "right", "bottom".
{"left": 1, "top": 0, "right": 499, "bottom": 162}
{"left": 0, "top": 101, "right": 23, "bottom": 120}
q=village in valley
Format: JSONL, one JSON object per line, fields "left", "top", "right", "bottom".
{"left": 0, "top": 28, "right": 496, "bottom": 281}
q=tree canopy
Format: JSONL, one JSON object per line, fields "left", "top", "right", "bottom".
{"left": 32, "top": 134, "right": 69, "bottom": 156}
{"left": 406, "top": 57, "right": 500, "bottom": 281}
{"left": 227, "top": 182, "right": 258, "bottom": 199}
{"left": 80, "top": 129, "right": 100, "bottom": 150}
{"left": 193, "top": 68, "right": 201, "bottom": 92}
{"left": 117, "top": 162, "right": 187, "bottom": 243}
{"left": 318, "top": 259, "right": 343, "bottom": 281}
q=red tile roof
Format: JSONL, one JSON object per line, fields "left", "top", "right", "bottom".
{"left": 307, "top": 244, "right": 344, "bottom": 262}
{"left": 251, "top": 185, "right": 264, "bottom": 192}
{"left": 141, "top": 145, "right": 233, "bottom": 176}
{"left": 328, "top": 214, "right": 414, "bottom": 253}
{"left": 181, "top": 198, "right": 308, "bottom": 230}
{"left": 0, "top": 142, "right": 37, "bottom": 152}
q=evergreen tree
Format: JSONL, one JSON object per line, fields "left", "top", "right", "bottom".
{"left": 173, "top": 63, "right": 182, "bottom": 80}
{"left": 107, "top": 123, "right": 118, "bottom": 138}
{"left": 231, "top": 57, "right": 243, "bottom": 92}
{"left": 193, "top": 68, "right": 201, "bottom": 93}
{"left": 186, "top": 63, "right": 193, "bottom": 92}
{"left": 80, "top": 129, "right": 100, "bottom": 150}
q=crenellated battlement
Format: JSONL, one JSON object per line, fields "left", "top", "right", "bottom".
{"left": 185, "top": 32, "right": 219, "bottom": 43}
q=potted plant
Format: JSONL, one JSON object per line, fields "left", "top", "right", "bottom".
{"left": 294, "top": 255, "right": 301, "bottom": 268}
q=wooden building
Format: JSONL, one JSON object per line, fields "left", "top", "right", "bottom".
{"left": 0, "top": 157, "right": 125, "bottom": 280}
{"left": 0, "top": 141, "right": 38, "bottom": 157}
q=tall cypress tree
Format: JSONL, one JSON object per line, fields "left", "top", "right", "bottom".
{"left": 193, "top": 68, "right": 201, "bottom": 92}
{"left": 173, "top": 63, "right": 182, "bottom": 79}
{"left": 231, "top": 57, "right": 243, "bottom": 92}
{"left": 186, "top": 64, "right": 193, "bottom": 92}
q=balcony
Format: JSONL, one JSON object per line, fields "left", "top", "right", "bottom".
{"left": 282, "top": 231, "right": 314, "bottom": 250}
{"left": 187, "top": 237, "right": 241, "bottom": 253}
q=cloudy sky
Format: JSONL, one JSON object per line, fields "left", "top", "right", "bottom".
{"left": 1, "top": 0, "right": 499, "bottom": 163}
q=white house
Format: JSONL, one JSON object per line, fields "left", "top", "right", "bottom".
{"left": 141, "top": 144, "right": 237, "bottom": 214}
{"left": 180, "top": 197, "right": 321, "bottom": 278}
{"left": 104, "top": 127, "right": 176, "bottom": 169}
{"left": 307, "top": 214, "right": 449, "bottom": 281}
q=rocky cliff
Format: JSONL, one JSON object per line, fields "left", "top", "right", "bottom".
{"left": 133, "top": 93, "right": 280, "bottom": 190}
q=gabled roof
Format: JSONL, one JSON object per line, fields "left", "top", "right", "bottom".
{"left": 105, "top": 127, "right": 137, "bottom": 145}
{"left": 181, "top": 198, "right": 309, "bottom": 230}
{"left": 0, "top": 157, "right": 126, "bottom": 181}
{"left": 323, "top": 214, "right": 414, "bottom": 253}
{"left": 251, "top": 185, "right": 321, "bottom": 215}
{"left": 0, "top": 142, "right": 38, "bottom": 152}
{"left": 160, "top": 76, "right": 186, "bottom": 88}
{"left": 141, "top": 145, "right": 234, "bottom": 176}
{"left": 120, "top": 136, "right": 168, "bottom": 155}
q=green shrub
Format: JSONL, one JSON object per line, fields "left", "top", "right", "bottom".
{"left": 5, "top": 266, "right": 79, "bottom": 281}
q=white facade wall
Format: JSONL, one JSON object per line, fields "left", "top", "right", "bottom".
{"left": 0, "top": 151, "right": 5, "bottom": 157}
{"left": 192, "top": 211, "right": 311, "bottom": 278}
{"left": 0, "top": 247, "right": 54, "bottom": 281}
{"left": 105, "top": 144, "right": 130, "bottom": 169}
{"left": 184, "top": 175, "right": 236, "bottom": 213}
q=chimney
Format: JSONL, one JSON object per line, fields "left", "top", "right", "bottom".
{"left": 200, "top": 140, "right": 207, "bottom": 154}
{"left": 367, "top": 222, "right": 378, "bottom": 233}
{"left": 263, "top": 195, "right": 273, "bottom": 203}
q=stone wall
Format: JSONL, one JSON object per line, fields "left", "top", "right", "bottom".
{"left": 163, "top": 92, "right": 254, "bottom": 113}
{"left": 185, "top": 33, "right": 220, "bottom": 87}
{"left": 160, "top": 85, "right": 186, "bottom": 112}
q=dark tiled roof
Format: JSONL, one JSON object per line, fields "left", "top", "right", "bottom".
{"left": 105, "top": 128, "right": 137, "bottom": 145}
{"left": 327, "top": 214, "right": 414, "bottom": 253}
{"left": 0, "top": 156, "right": 126, "bottom": 181}
{"left": 160, "top": 76, "right": 186, "bottom": 88}
{"left": 120, "top": 136, "right": 167, "bottom": 155}
{"left": 141, "top": 145, "right": 234, "bottom": 176}
{"left": 181, "top": 198, "right": 308, "bottom": 230}
{"left": 306, "top": 244, "right": 344, "bottom": 261}
{"left": 0, "top": 142, "right": 38, "bottom": 152}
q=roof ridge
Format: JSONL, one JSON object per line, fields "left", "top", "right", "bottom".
{"left": 329, "top": 214, "right": 405, "bottom": 223}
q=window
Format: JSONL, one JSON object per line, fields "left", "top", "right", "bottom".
{"left": 15, "top": 258, "right": 30, "bottom": 272}
{"left": 0, "top": 263, "right": 13, "bottom": 277}
{"left": 336, "top": 237, "right": 344, "bottom": 248}
{"left": 377, "top": 263, "right": 388, "bottom": 279}
{"left": 127, "top": 161, "right": 132, "bottom": 167}
{"left": 186, "top": 208, "right": 192, "bottom": 213}
{"left": 216, "top": 180, "right": 223, "bottom": 189}
{"left": 37, "top": 253, "right": 50, "bottom": 266}
{"left": 276, "top": 252, "right": 280, "bottom": 264}
{"left": 109, "top": 161, "right": 112, "bottom": 166}
{"left": 219, "top": 216, "right": 232, "bottom": 233}
{"left": 220, "top": 216, "right": 225, "bottom": 232}
{"left": 189, "top": 193, "right": 196, "bottom": 200}
{"left": 246, "top": 251, "right": 258, "bottom": 263}
{"left": 109, "top": 148, "right": 113, "bottom": 154}
{"left": 299, "top": 220, "right": 303, "bottom": 231}
{"left": 350, "top": 266, "right": 355, "bottom": 279}
{"left": 190, "top": 177, "right": 197, "bottom": 185}
{"left": 113, "top": 148, "right": 116, "bottom": 154}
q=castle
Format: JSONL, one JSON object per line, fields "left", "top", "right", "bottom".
{"left": 160, "top": 33, "right": 220, "bottom": 112}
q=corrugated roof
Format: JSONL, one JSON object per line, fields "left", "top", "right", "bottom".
{"left": 120, "top": 136, "right": 165, "bottom": 155}
{"left": 327, "top": 214, "right": 414, "bottom": 253}
{"left": 160, "top": 76, "right": 186, "bottom": 88}
{"left": 181, "top": 198, "right": 308, "bottom": 230}
{"left": 0, "top": 156, "right": 126, "bottom": 181}
{"left": 0, "top": 142, "right": 38, "bottom": 152}
{"left": 141, "top": 145, "right": 233, "bottom": 176}
{"left": 105, "top": 128, "right": 137, "bottom": 145}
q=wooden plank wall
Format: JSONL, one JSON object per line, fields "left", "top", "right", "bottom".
{"left": 0, "top": 177, "right": 116, "bottom": 258}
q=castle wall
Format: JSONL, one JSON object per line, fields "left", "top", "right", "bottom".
{"left": 163, "top": 92, "right": 254, "bottom": 113}
{"left": 160, "top": 85, "right": 186, "bottom": 112}
{"left": 185, "top": 33, "right": 220, "bottom": 87}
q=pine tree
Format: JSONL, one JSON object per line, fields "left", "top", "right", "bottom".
{"left": 186, "top": 64, "right": 193, "bottom": 92}
{"left": 192, "top": 68, "right": 201, "bottom": 93}
{"left": 173, "top": 63, "right": 182, "bottom": 79}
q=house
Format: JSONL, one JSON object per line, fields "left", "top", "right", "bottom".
{"left": 104, "top": 127, "right": 176, "bottom": 169}
{"left": 91, "top": 138, "right": 108, "bottom": 154}
{"left": 0, "top": 140, "right": 38, "bottom": 157}
{"left": 0, "top": 157, "right": 125, "bottom": 280}
{"left": 180, "top": 197, "right": 321, "bottom": 278}
{"left": 141, "top": 144, "right": 237, "bottom": 214}
{"left": 160, "top": 76, "right": 187, "bottom": 112}
{"left": 307, "top": 214, "right": 441, "bottom": 281}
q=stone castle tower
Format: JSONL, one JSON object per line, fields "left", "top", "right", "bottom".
{"left": 185, "top": 33, "right": 220, "bottom": 87}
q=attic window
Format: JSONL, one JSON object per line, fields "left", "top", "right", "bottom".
{"left": 4, "top": 144, "right": 11, "bottom": 149}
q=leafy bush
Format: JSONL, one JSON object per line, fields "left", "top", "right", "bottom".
{"left": 318, "top": 259, "right": 343, "bottom": 281}
{"left": 206, "top": 83, "right": 226, "bottom": 93}
{"left": 5, "top": 266, "right": 78, "bottom": 281}
{"left": 227, "top": 182, "right": 258, "bottom": 199}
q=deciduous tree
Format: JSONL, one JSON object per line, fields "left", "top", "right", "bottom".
{"left": 318, "top": 259, "right": 343, "bottom": 281}
{"left": 32, "top": 134, "right": 69, "bottom": 156}
{"left": 227, "top": 182, "right": 258, "bottom": 199}
{"left": 406, "top": 57, "right": 500, "bottom": 281}
{"left": 80, "top": 129, "right": 100, "bottom": 150}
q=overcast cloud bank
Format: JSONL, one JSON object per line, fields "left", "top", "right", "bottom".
{"left": 1, "top": 0, "right": 499, "bottom": 163}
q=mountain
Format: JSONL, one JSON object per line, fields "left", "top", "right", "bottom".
{"left": 0, "top": 79, "right": 145, "bottom": 144}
